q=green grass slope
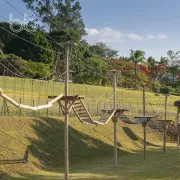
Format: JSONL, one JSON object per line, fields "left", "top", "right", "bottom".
{"left": 0, "top": 115, "right": 164, "bottom": 179}
{"left": 0, "top": 76, "right": 180, "bottom": 179}
{"left": 0, "top": 76, "right": 179, "bottom": 120}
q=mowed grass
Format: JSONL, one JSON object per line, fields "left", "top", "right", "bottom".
{"left": 0, "top": 76, "right": 179, "bottom": 119}
{"left": 4, "top": 147, "right": 180, "bottom": 180}
{"left": 0, "top": 115, "right": 179, "bottom": 180}
{"left": 0, "top": 76, "right": 180, "bottom": 179}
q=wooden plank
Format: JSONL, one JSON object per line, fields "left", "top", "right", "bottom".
{"left": 78, "top": 112, "right": 89, "bottom": 115}
{"left": 73, "top": 106, "right": 84, "bottom": 109}
{"left": 75, "top": 109, "right": 86, "bottom": 112}
{"left": 80, "top": 117, "right": 91, "bottom": 120}
{"left": 73, "top": 102, "right": 82, "bottom": 105}
{"left": 48, "top": 95, "right": 84, "bottom": 100}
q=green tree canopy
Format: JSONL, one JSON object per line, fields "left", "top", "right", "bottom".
{"left": 22, "top": 0, "right": 86, "bottom": 36}
{"left": 0, "top": 22, "right": 55, "bottom": 65}
{"left": 90, "top": 42, "right": 119, "bottom": 59}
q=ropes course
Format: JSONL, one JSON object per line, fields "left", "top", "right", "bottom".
{"left": 0, "top": 1, "right": 179, "bottom": 179}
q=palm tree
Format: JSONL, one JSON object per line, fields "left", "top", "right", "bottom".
{"left": 147, "top": 56, "right": 157, "bottom": 68}
{"left": 129, "top": 49, "right": 146, "bottom": 89}
{"left": 160, "top": 56, "right": 168, "bottom": 64}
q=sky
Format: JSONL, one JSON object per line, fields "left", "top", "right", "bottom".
{"left": 0, "top": 0, "right": 180, "bottom": 60}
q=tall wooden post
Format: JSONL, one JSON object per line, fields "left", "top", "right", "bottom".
{"left": 143, "top": 85, "right": 146, "bottom": 116}
{"left": 109, "top": 70, "right": 118, "bottom": 166}
{"left": 177, "top": 107, "right": 180, "bottom": 147}
{"left": 142, "top": 85, "right": 146, "bottom": 160}
{"left": 164, "top": 94, "right": 168, "bottom": 153}
{"left": 174, "top": 100, "right": 180, "bottom": 147}
{"left": 65, "top": 45, "right": 70, "bottom": 180}
{"left": 113, "top": 71, "right": 117, "bottom": 166}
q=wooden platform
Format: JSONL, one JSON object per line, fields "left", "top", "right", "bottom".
{"left": 48, "top": 95, "right": 84, "bottom": 100}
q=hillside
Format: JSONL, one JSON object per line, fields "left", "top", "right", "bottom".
{"left": 0, "top": 115, "right": 165, "bottom": 180}
{"left": 0, "top": 76, "right": 178, "bottom": 120}
{"left": 0, "top": 77, "right": 179, "bottom": 179}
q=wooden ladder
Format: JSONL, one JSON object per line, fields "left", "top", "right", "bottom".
{"left": 72, "top": 99, "right": 99, "bottom": 126}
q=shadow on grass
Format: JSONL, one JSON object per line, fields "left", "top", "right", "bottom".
{"left": 122, "top": 127, "right": 139, "bottom": 141}
{"left": 0, "top": 146, "right": 30, "bottom": 165}
{"left": 122, "top": 126, "right": 161, "bottom": 148}
{"left": 28, "top": 117, "right": 127, "bottom": 171}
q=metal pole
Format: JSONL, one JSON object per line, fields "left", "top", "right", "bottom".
{"left": 64, "top": 45, "right": 70, "bottom": 180}
{"left": 164, "top": 94, "right": 168, "bottom": 153}
{"left": 113, "top": 71, "right": 117, "bottom": 166}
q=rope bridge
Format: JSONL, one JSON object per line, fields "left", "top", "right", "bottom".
{"left": 0, "top": 88, "right": 63, "bottom": 111}
{"left": 0, "top": 88, "right": 127, "bottom": 126}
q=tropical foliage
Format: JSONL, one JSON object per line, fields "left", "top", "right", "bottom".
{"left": 0, "top": 0, "right": 179, "bottom": 94}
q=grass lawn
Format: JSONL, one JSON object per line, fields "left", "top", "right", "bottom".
{"left": 0, "top": 116, "right": 179, "bottom": 180}
{"left": 0, "top": 76, "right": 179, "bottom": 180}
{"left": 3, "top": 146, "right": 180, "bottom": 180}
{"left": 0, "top": 76, "right": 178, "bottom": 119}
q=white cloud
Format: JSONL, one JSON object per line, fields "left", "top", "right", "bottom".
{"left": 85, "top": 27, "right": 123, "bottom": 43}
{"left": 84, "top": 27, "right": 168, "bottom": 44}
{"left": 126, "top": 33, "right": 144, "bottom": 41}
{"left": 86, "top": 28, "right": 99, "bottom": 36}
{"left": 156, "top": 33, "right": 168, "bottom": 40}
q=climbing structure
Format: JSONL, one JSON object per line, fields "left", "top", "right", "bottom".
{"left": 58, "top": 97, "right": 126, "bottom": 126}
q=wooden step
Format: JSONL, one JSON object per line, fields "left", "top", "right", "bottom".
{"left": 80, "top": 116, "right": 90, "bottom": 120}
{"left": 73, "top": 105, "right": 84, "bottom": 109}
{"left": 78, "top": 112, "right": 89, "bottom": 115}
{"left": 73, "top": 102, "right": 81, "bottom": 105}
{"left": 75, "top": 109, "right": 86, "bottom": 113}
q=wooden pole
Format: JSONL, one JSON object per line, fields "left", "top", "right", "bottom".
{"left": 143, "top": 122, "right": 146, "bottom": 160}
{"left": 113, "top": 71, "right": 117, "bottom": 166}
{"left": 143, "top": 86, "right": 146, "bottom": 116}
{"left": 177, "top": 107, "right": 180, "bottom": 147}
{"left": 164, "top": 94, "right": 168, "bottom": 153}
{"left": 64, "top": 45, "right": 70, "bottom": 180}
{"left": 142, "top": 85, "right": 146, "bottom": 160}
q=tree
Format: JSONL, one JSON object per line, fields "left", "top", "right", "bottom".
{"left": 147, "top": 56, "right": 157, "bottom": 68}
{"left": 160, "top": 56, "right": 168, "bottom": 64}
{"left": 129, "top": 49, "right": 146, "bottom": 89}
{"left": 90, "top": 42, "right": 119, "bottom": 59}
{"left": 0, "top": 22, "right": 55, "bottom": 65}
{"left": 22, "top": 0, "right": 86, "bottom": 36}
{"left": 167, "top": 50, "right": 180, "bottom": 83}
